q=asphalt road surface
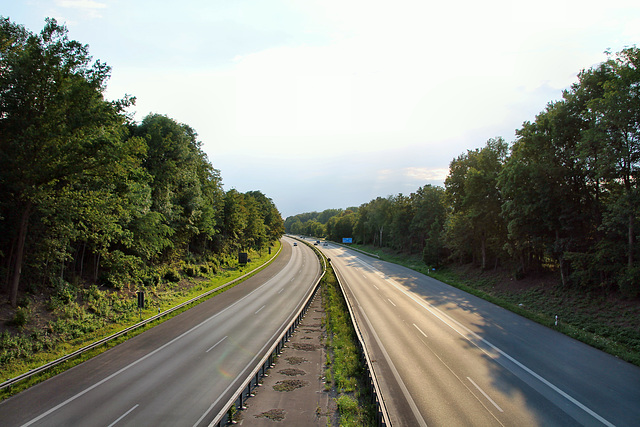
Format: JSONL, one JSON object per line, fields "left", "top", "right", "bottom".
{"left": 0, "top": 237, "right": 321, "bottom": 427}
{"left": 317, "top": 240, "right": 640, "bottom": 427}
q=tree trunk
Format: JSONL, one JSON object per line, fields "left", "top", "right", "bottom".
{"left": 3, "top": 236, "right": 17, "bottom": 294}
{"left": 94, "top": 252, "right": 101, "bottom": 283}
{"left": 629, "top": 212, "right": 634, "bottom": 269}
{"left": 80, "top": 242, "right": 86, "bottom": 278}
{"left": 10, "top": 201, "right": 33, "bottom": 307}
{"left": 559, "top": 256, "right": 567, "bottom": 287}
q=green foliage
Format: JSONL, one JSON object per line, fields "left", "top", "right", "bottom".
{"left": 290, "top": 47, "right": 640, "bottom": 298}
{"left": 445, "top": 137, "right": 508, "bottom": 270}
{"left": 183, "top": 265, "right": 198, "bottom": 277}
{"left": 47, "top": 279, "right": 77, "bottom": 310}
{"left": 618, "top": 266, "right": 640, "bottom": 298}
{"left": 163, "top": 268, "right": 181, "bottom": 283}
{"left": 336, "top": 395, "right": 363, "bottom": 426}
{"left": 11, "top": 307, "right": 30, "bottom": 327}
{"left": 100, "top": 251, "right": 145, "bottom": 289}
{"left": 0, "top": 243, "right": 279, "bottom": 398}
{"left": 322, "top": 263, "right": 374, "bottom": 425}
{"left": 1, "top": 17, "right": 283, "bottom": 309}
{"left": 0, "top": 331, "right": 53, "bottom": 365}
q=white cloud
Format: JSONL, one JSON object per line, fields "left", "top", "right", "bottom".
{"left": 404, "top": 167, "right": 449, "bottom": 182}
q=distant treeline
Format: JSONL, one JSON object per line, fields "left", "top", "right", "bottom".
{"left": 286, "top": 47, "right": 640, "bottom": 297}
{"left": 0, "top": 18, "right": 284, "bottom": 306}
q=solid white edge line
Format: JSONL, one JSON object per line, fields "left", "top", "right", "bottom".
{"left": 354, "top": 297, "right": 428, "bottom": 427}
{"left": 107, "top": 404, "right": 139, "bottom": 427}
{"left": 196, "top": 243, "right": 321, "bottom": 427}
{"left": 22, "top": 248, "right": 299, "bottom": 427}
{"left": 468, "top": 377, "right": 504, "bottom": 413}
{"left": 206, "top": 336, "right": 228, "bottom": 353}
{"left": 355, "top": 257, "right": 616, "bottom": 427}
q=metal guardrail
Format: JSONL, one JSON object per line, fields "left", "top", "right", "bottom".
{"left": 287, "top": 236, "right": 390, "bottom": 426}
{"left": 329, "top": 256, "right": 391, "bottom": 426}
{"left": 209, "top": 242, "right": 326, "bottom": 426}
{"left": 0, "top": 245, "right": 283, "bottom": 392}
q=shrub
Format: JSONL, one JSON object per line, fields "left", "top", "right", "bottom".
{"left": 164, "top": 268, "right": 181, "bottom": 283}
{"left": 184, "top": 265, "right": 197, "bottom": 277}
{"left": 101, "top": 251, "right": 145, "bottom": 289}
{"left": 11, "top": 307, "right": 30, "bottom": 327}
{"left": 142, "top": 272, "right": 161, "bottom": 287}
{"left": 618, "top": 266, "right": 640, "bottom": 298}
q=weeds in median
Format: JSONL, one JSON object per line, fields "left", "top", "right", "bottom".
{"left": 322, "top": 262, "right": 374, "bottom": 426}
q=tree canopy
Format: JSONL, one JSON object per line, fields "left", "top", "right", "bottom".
{"left": 285, "top": 47, "right": 640, "bottom": 297}
{"left": 0, "top": 18, "right": 284, "bottom": 306}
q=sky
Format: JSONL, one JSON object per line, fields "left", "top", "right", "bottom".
{"left": 3, "top": 1, "right": 640, "bottom": 218}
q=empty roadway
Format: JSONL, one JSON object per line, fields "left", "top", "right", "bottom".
{"left": 0, "top": 237, "right": 320, "bottom": 427}
{"left": 318, "top": 241, "right": 640, "bottom": 427}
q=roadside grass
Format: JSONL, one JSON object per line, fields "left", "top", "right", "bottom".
{"left": 348, "top": 243, "right": 640, "bottom": 367}
{"left": 322, "top": 262, "right": 375, "bottom": 426}
{"left": 0, "top": 242, "right": 281, "bottom": 399}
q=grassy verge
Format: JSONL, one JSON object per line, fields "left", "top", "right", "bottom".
{"left": 322, "top": 262, "right": 375, "bottom": 426}
{"left": 0, "top": 242, "right": 281, "bottom": 399}
{"left": 348, "top": 243, "right": 640, "bottom": 367}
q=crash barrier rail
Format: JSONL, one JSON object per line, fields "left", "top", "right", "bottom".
{"left": 288, "top": 234, "right": 380, "bottom": 259}
{"left": 0, "top": 244, "right": 283, "bottom": 392}
{"left": 283, "top": 236, "right": 390, "bottom": 426}
{"left": 330, "top": 258, "right": 391, "bottom": 426}
{"left": 209, "top": 242, "right": 326, "bottom": 426}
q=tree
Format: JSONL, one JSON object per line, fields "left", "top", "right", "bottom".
{"left": 289, "top": 218, "right": 304, "bottom": 235}
{"left": 0, "top": 18, "right": 139, "bottom": 305}
{"left": 570, "top": 48, "right": 640, "bottom": 294}
{"left": 388, "top": 194, "right": 414, "bottom": 252}
{"left": 367, "top": 197, "right": 392, "bottom": 247}
{"left": 219, "top": 189, "right": 248, "bottom": 252}
{"left": 408, "top": 185, "right": 446, "bottom": 264}
{"left": 587, "top": 49, "right": 640, "bottom": 269}
{"left": 245, "top": 190, "right": 284, "bottom": 243}
{"left": 499, "top": 102, "right": 593, "bottom": 284}
{"left": 326, "top": 209, "right": 357, "bottom": 242}
{"left": 445, "top": 138, "right": 508, "bottom": 269}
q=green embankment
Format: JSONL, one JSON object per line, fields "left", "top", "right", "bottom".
{"left": 1, "top": 243, "right": 280, "bottom": 399}
{"left": 349, "top": 243, "right": 640, "bottom": 367}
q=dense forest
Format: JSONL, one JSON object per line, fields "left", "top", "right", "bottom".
{"left": 0, "top": 18, "right": 284, "bottom": 308}
{"left": 286, "top": 47, "right": 640, "bottom": 298}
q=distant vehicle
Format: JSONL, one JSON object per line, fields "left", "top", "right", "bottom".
{"left": 314, "top": 242, "right": 318, "bottom": 245}
{"left": 293, "top": 242, "right": 297, "bottom": 246}
{"left": 316, "top": 240, "right": 320, "bottom": 244}
{"left": 323, "top": 243, "right": 328, "bottom": 246}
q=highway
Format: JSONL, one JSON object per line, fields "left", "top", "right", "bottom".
{"left": 317, "top": 240, "right": 640, "bottom": 427}
{"left": 0, "top": 237, "right": 321, "bottom": 427}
